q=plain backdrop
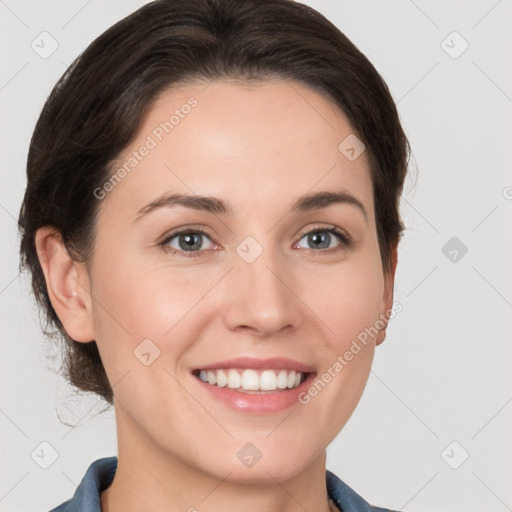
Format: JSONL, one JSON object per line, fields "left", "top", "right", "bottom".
{"left": 1, "top": 1, "right": 511, "bottom": 511}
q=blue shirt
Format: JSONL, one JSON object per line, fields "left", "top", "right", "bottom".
{"left": 49, "top": 456, "right": 399, "bottom": 512}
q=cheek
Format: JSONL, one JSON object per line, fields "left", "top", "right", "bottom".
{"left": 89, "top": 252, "right": 221, "bottom": 361}
{"left": 305, "top": 253, "right": 385, "bottom": 349}
{"left": 300, "top": 261, "right": 383, "bottom": 433}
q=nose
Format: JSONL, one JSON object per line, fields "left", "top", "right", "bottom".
{"left": 222, "top": 241, "right": 302, "bottom": 337}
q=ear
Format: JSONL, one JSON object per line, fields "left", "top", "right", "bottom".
{"left": 35, "top": 226, "right": 95, "bottom": 343}
{"left": 375, "top": 241, "right": 398, "bottom": 346}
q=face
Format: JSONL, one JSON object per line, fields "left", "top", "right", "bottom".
{"left": 39, "top": 79, "right": 396, "bottom": 483}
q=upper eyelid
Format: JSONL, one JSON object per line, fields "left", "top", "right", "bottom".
{"left": 297, "top": 224, "right": 350, "bottom": 241}
{"left": 160, "top": 225, "right": 214, "bottom": 243}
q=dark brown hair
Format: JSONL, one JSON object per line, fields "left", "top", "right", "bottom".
{"left": 18, "top": 0, "right": 411, "bottom": 405}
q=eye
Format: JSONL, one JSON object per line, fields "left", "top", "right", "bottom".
{"left": 159, "top": 224, "right": 351, "bottom": 258}
{"left": 160, "top": 227, "right": 216, "bottom": 257}
{"left": 294, "top": 226, "right": 350, "bottom": 253}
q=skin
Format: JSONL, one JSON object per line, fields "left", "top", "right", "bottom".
{"left": 36, "top": 79, "right": 397, "bottom": 512}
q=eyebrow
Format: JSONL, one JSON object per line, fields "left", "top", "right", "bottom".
{"left": 133, "top": 188, "right": 368, "bottom": 223}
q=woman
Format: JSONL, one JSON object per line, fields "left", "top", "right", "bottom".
{"left": 18, "top": 0, "right": 410, "bottom": 510}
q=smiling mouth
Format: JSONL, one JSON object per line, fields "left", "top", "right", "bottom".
{"left": 191, "top": 368, "right": 311, "bottom": 393}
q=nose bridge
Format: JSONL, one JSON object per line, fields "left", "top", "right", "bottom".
{"left": 224, "top": 233, "right": 300, "bottom": 334}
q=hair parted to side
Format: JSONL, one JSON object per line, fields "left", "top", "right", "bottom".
{"left": 18, "top": 0, "right": 411, "bottom": 405}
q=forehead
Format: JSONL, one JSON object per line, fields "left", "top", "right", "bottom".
{"left": 99, "top": 79, "right": 374, "bottom": 223}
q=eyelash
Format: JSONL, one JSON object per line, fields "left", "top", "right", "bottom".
{"left": 159, "top": 225, "right": 351, "bottom": 258}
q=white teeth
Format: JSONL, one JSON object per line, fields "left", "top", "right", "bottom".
{"left": 216, "top": 369, "right": 227, "bottom": 387}
{"left": 196, "top": 368, "right": 306, "bottom": 392}
{"left": 241, "top": 369, "right": 260, "bottom": 390}
{"left": 227, "top": 369, "right": 241, "bottom": 389}
{"left": 260, "top": 369, "right": 277, "bottom": 390}
{"left": 277, "top": 369, "right": 288, "bottom": 389}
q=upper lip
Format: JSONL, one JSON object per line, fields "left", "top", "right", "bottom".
{"left": 192, "top": 357, "right": 315, "bottom": 373}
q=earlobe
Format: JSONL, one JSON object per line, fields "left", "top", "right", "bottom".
{"left": 376, "top": 242, "right": 399, "bottom": 347}
{"left": 35, "top": 226, "right": 95, "bottom": 343}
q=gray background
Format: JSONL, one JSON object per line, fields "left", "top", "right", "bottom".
{"left": 1, "top": 1, "right": 511, "bottom": 511}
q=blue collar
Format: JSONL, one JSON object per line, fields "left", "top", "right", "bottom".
{"left": 50, "top": 456, "right": 397, "bottom": 512}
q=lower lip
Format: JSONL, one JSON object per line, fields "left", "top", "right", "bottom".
{"left": 192, "top": 372, "right": 317, "bottom": 414}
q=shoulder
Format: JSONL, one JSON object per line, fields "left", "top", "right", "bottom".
{"left": 326, "top": 469, "right": 401, "bottom": 512}
{"left": 48, "top": 456, "right": 118, "bottom": 512}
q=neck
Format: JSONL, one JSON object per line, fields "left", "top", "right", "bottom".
{"left": 101, "top": 407, "right": 334, "bottom": 512}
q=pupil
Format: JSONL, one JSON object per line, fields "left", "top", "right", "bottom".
{"left": 180, "top": 233, "right": 201, "bottom": 250}
{"left": 310, "top": 232, "right": 329, "bottom": 249}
